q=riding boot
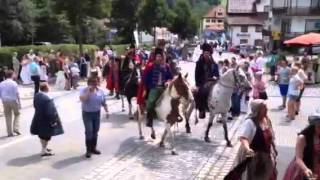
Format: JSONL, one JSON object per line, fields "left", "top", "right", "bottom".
{"left": 85, "top": 140, "right": 92, "bottom": 158}
{"left": 146, "top": 111, "right": 153, "bottom": 128}
{"left": 115, "top": 92, "right": 120, "bottom": 100}
{"left": 199, "top": 110, "right": 206, "bottom": 119}
{"left": 91, "top": 138, "right": 101, "bottom": 155}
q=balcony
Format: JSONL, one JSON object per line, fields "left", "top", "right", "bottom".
{"left": 273, "top": 6, "right": 320, "bottom": 16}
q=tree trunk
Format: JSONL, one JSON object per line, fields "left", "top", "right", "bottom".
{"left": 153, "top": 26, "right": 156, "bottom": 45}
{"left": 76, "top": 21, "right": 84, "bottom": 56}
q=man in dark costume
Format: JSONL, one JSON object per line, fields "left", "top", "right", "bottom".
{"left": 195, "top": 43, "right": 220, "bottom": 119}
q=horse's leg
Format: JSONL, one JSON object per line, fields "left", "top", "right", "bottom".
{"left": 159, "top": 128, "right": 167, "bottom": 147}
{"left": 150, "top": 127, "right": 156, "bottom": 140}
{"left": 167, "top": 123, "right": 177, "bottom": 155}
{"left": 128, "top": 97, "right": 134, "bottom": 120}
{"left": 121, "top": 93, "right": 125, "bottom": 112}
{"left": 194, "top": 106, "right": 199, "bottom": 125}
{"left": 137, "top": 106, "right": 144, "bottom": 140}
{"left": 221, "top": 113, "right": 232, "bottom": 147}
{"left": 185, "top": 101, "right": 194, "bottom": 133}
{"left": 204, "top": 111, "right": 215, "bottom": 143}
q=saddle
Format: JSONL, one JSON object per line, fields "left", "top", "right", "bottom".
{"left": 194, "top": 80, "right": 217, "bottom": 111}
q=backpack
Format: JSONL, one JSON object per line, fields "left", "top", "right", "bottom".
{"left": 29, "top": 62, "right": 39, "bottom": 75}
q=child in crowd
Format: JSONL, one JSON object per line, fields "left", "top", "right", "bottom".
{"left": 287, "top": 66, "right": 303, "bottom": 122}
{"left": 276, "top": 58, "right": 291, "bottom": 110}
{"left": 252, "top": 71, "right": 267, "bottom": 100}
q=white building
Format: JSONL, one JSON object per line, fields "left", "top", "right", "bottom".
{"left": 226, "top": 0, "right": 271, "bottom": 47}
{"left": 271, "top": 0, "right": 320, "bottom": 40}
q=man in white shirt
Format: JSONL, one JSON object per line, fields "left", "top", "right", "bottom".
{"left": 0, "top": 70, "right": 21, "bottom": 137}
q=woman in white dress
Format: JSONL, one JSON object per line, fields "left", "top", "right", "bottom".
{"left": 20, "top": 55, "right": 33, "bottom": 85}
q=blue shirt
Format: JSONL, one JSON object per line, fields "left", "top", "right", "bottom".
{"left": 80, "top": 87, "right": 106, "bottom": 112}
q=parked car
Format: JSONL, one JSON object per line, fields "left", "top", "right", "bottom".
{"left": 34, "top": 42, "right": 52, "bottom": 46}
{"left": 229, "top": 44, "right": 255, "bottom": 55}
{"left": 298, "top": 45, "right": 320, "bottom": 55}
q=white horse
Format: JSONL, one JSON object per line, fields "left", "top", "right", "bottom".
{"left": 136, "top": 74, "right": 194, "bottom": 155}
{"left": 204, "top": 67, "right": 251, "bottom": 146}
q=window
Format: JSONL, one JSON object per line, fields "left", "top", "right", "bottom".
{"left": 217, "top": 12, "right": 223, "bottom": 16}
{"left": 206, "top": 25, "right": 210, "bottom": 28}
{"left": 241, "top": 26, "right": 248, "bottom": 32}
{"left": 256, "top": 26, "right": 262, "bottom": 32}
{"left": 206, "top": 19, "right": 210, "bottom": 23}
{"left": 254, "top": 39, "right": 263, "bottom": 46}
{"left": 305, "top": 19, "right": 320, "bottom": 32}
{"left": 211, "top": 19, "right": 216, "bottom": 23}
{"left": 240, "top": 39, "right": 248, "bottom": 44}
{"left": 264, "top": 5, "right": 270, "bottom": 12}
{"left": 218, "top": 20, "right": 223, "bottom": 23}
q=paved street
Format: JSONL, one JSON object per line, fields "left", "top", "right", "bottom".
{"left": 0, "top": 53, "right": 319, "bottom": 180}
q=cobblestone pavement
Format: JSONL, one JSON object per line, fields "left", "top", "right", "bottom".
{"left": 79, "top": 114, "right": 244, "bottom": 180}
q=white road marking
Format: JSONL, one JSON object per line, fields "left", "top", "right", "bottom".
{"left": 0, "top": 136, "right": 32, "bottom": 150}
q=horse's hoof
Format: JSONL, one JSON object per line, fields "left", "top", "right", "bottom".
{"left": 204, "top": 136, "right": 211, "bottom": 143}
{"left": 122, "top": 109, "right": 125, "bottom": 112}
{"left": 171, "top": 151, "right": 178, "bottom": 155}
{"left": 227, "top": 142, "right": 233, "bottom": 147}
{"left": 139, "top": 136, "right": 144, "bottom": 140}
{"left": 159, "top": 142, "right": 165, "bottom": 148}
{"left": 129, "top": 116, "right": 134, "bottom": 120}
{"left": 151, "top": 133, "right": 156, "bottom": 140}
{"left": 186, "top": 128, "right": 191, "bottom": 134}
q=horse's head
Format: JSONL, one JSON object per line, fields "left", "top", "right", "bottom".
{"left": 233, "top": 66, "right": 252, "bottom": 92}
{"left": 169, "top": 73, "right": 193, "bottom": 102}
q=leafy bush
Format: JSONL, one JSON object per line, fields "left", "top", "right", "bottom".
{"left": 0, "top": 44, "right": 98, "bottom": 67}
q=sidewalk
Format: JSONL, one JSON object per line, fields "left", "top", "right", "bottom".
{"left": 0, "top": 82, "right": 86, "bottom": 117}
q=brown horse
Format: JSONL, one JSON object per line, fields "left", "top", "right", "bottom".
{"left": 136, "top": 73, "right": 194, "bottom": 155}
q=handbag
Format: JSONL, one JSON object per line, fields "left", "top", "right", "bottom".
{"left": 259, "top": 91, "right": 268, "bottom": 100}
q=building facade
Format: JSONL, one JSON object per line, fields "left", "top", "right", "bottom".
{"left": 202, "top": 5, "right": 226, "bottom": 32}
{"left": 271, "top": 0, "right": 320, "bottom": 41}
{"left": 226, "top": 0, "right": 271, "bottom": 47}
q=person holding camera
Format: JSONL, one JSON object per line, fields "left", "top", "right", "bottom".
{"left": 80, "top": 76, "right": 108, "bottom": 158}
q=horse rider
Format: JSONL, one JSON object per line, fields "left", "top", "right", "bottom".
{"left": 195, "top": 42, "right": 220, "bottom": 119}
{"left": 144, "top": 48, "right": 173, "bottom": 132}
{"left": 119, "top": 43, "right": 137, "bottom": 99}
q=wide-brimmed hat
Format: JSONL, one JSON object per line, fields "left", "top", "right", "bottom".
{"left": 201, "top": 43, "right": 212, "bottom": 54}
{"left": 308, "top": 113, "right": 320, "bottom": 125}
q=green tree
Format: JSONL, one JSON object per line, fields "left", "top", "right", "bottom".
{"left": 111, "top": 0, "right": 142, "bottom": 43}
{"left": 31, "top": 0, "right": 73, "bottom": 43}
{"left": 139, "top": 0, "right": 173, "bottom": 44}
{"left": 0, "top": 0, "right": 35, "bottom": 45}
{"left": 169, "top": 0, "right": 197, "bottom": 40}
{"left": 52, "top": 0, "right": 111, "bottom": 53}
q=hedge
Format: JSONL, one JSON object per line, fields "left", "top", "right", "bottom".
{"left": 0, "top": 44, "right": 99, "bottom": 68}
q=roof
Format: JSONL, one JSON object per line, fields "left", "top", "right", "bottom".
{"left": 227, "top": 0, "right": 255, "bottom": 13}
{"left": 205, "top": 25, "right": 225, "bottom": 31}
{"left": 227, "top": 15, "right": 267, "bottom": 25}
{"left": 203, "top": 5, "right": 226, "bottom": 18}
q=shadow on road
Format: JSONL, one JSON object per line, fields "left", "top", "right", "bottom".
{"left": 277, "top": 145, "right": 295, "bottom": 179}
{"left": 102, "top": 114, "right": 132, "bottom": 129}
{"left": 138, "top": 134, "right": 220, "bottom": 171}
{"left": 51, "top": 155, "right": 84, "bottom": 169}
{"left": 7, "top": 154, "right": 42, "bottom": 167}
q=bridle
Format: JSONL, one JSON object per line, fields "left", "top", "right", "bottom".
{"left": 168, "top": 77, "right": 190, "bottom": 101}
